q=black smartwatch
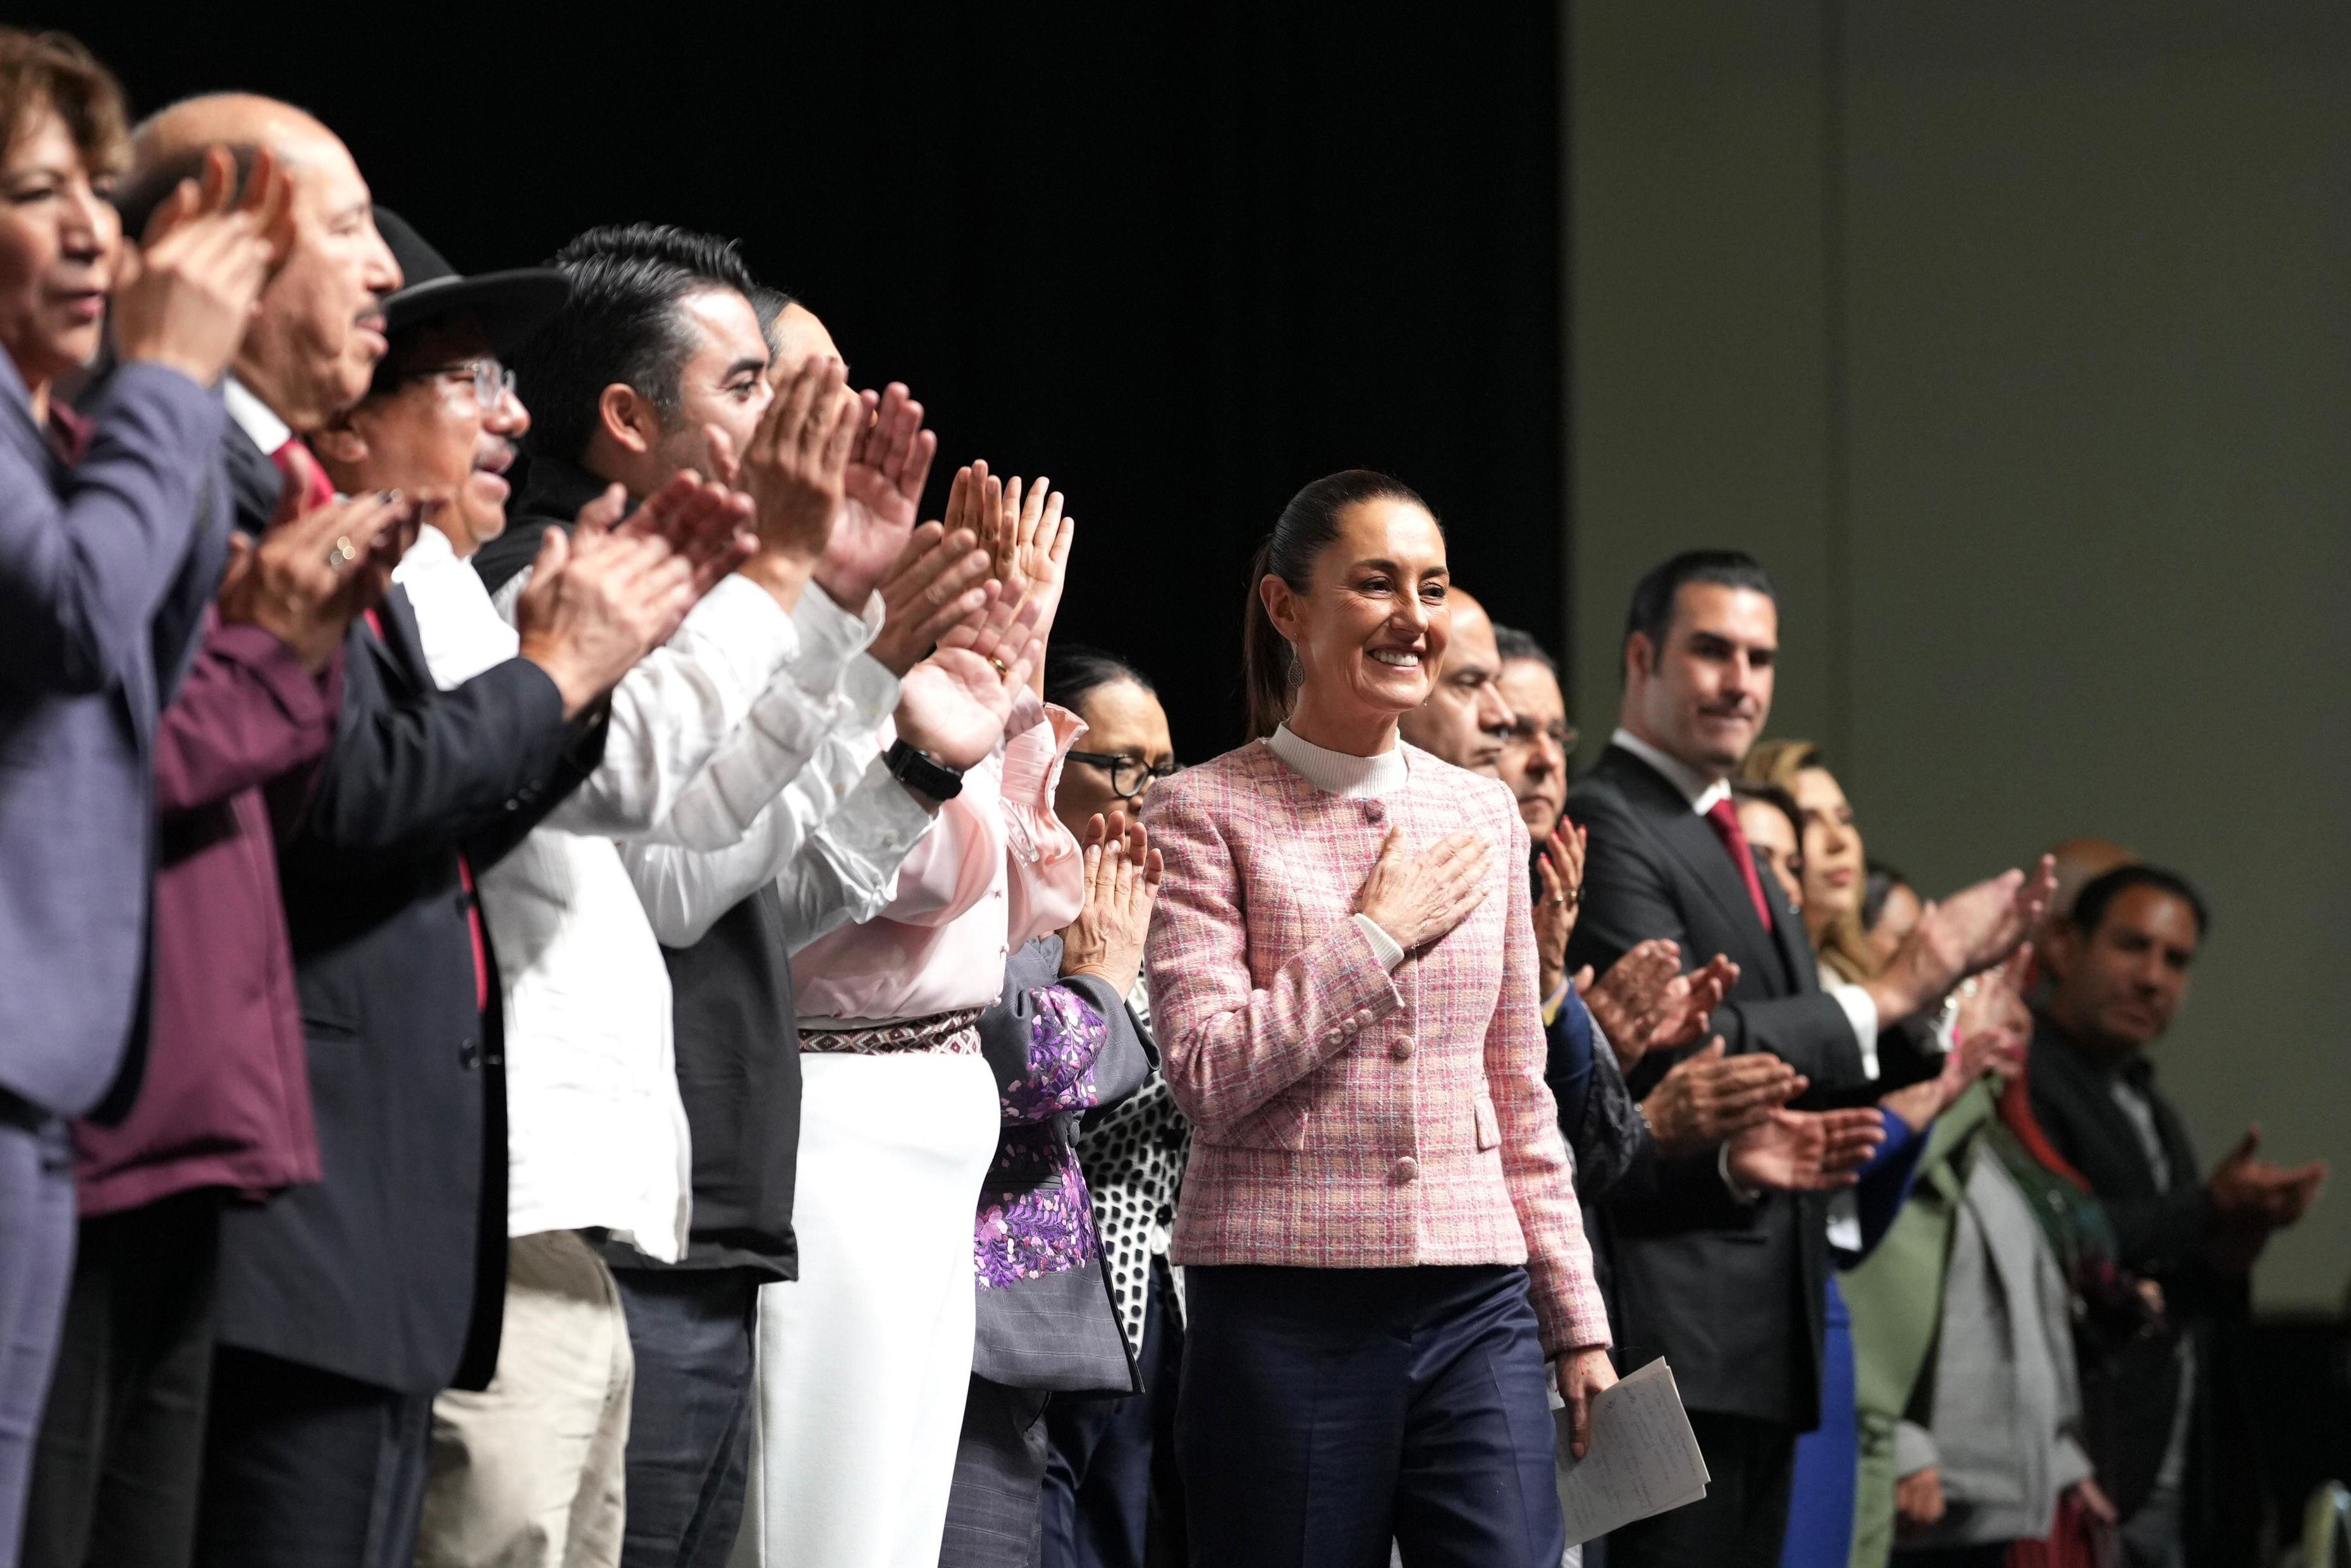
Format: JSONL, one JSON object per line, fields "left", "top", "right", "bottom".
{"left": 883, "top": 738, "right": 964, "bottom": 802}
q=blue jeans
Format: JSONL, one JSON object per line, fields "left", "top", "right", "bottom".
{"left": 608, "top": 1268, "right": 758, "bottom": 1568}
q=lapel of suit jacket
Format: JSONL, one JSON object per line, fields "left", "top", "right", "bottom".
{"left": 368, "top": 584, "right": 435, "bottom": 699}
{"left": 1765, "top": 871, "right": 1812, "bottom": 992}
{"left": 1602, "top": 747, "right": 1787, "bottom": 984}
{"left": 219, "top": 422, "right": 286, "bottom": 536}
{"left": 2029, "top": 1014, "right": 2162, "bottom": 1197}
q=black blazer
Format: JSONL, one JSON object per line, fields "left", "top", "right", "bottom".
{"left": 1562, "top": 743, "right": 1879, "bottom": 1429}
{"left": 210, "top": 425, "right": 597, "bottom": 1394}
{"left": 2026, "top": 1015, "right": 2242, "bottom": 1522}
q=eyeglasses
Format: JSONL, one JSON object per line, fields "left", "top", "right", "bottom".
{"left": 408, "top": 358, "right": 515, "bottom": 409}
{"left": 1502, "top": 715, "right": 1580, "bottom": 754}
{"left": 1066, "top": 750, "right": 1181, "bottom": 802}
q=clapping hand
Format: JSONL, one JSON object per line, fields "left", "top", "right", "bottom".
{"left": 1641, "top": 1038, "right": 1806, "bottom": 1157}
{"left": 728, "top": 356, "right": 861, "bottom": 607}
{"left": 892, "top": 585, "right": 1046, "bottom": 781}
{"left": 1533, "top": 823, "right": 1587, "bottom": 999}
{"left": 1875, "top": 855, "right": 2058, "bottom": 1021}
{"left": 2206, "top": 1126, "right": 2328, "bottom": 1271}
{"left": 575, "top": 469, "right": 757, "bottom": 604}
{"left": 819, "top": 382, "right": 939, "bottom": 608}
{"left": 219, "top": 487, "right": 415, "bottom": 671}
{"left": 868, "top": 522, "right": 994, "bottom": 677}
{"left": 1059, "top": 810, "right": 1165, "bottom": 996}
{"left": 1726, "top": 1105, "right": 1888, "bottom": 1192}
{"left": 1578, "top": 940, "right": 1738, "bottom": 1072}
{"left": 515, "top": 524, "right": 697, "bottom": 718}
{"left": 113, "top": 145, "right": 293, "bottom": 389}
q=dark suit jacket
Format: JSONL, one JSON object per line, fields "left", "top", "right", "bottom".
{"left": 1563, "top": 742, "right": 1883, "bottom": 1429}
{"left": 211, "top": 422, "right": 596, "bottom": 1395}
{"left": 0, "top": 355, "right": 226, "bottom": 1120}
{"left": 2026, "top": 1014, "right": 2250, "bottom": 1534}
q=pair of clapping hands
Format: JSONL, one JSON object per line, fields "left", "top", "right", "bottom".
{"left": 226, "top": 465, "right": 762, "bottom": 720}
{"left": 1514, "top": 827, "right": 1884, "bottom": 1192}
{"left": 711, "top": 355, "right": 1077, "bottom": 776}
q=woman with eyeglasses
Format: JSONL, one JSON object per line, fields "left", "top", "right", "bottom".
{"left": 1141, "top": 472, "right": 1611, "bottom": 1567}
{"left": 1036, "top": 648, "right": 1190, "bottom": 1568}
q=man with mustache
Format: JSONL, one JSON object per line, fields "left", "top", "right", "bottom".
{"left": 126, "top": 99, "right": 715, "bottom": 1568}
{"left": 2028, "top": 865, "right": 2326, "bottom": 1567}
{"left": 1566, "top": 551, "right": 2051, "bottom": 1566}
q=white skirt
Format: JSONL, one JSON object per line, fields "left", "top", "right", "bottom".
{"left": 737, "top": 1050, "right": 999, "bottom": 1568}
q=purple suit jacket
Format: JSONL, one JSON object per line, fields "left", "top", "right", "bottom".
{"left": 0, "top": 348, "right": 226, "bottom": 1120}
{"left": 74, "top": 617, "right": 340, "bottom": 1215}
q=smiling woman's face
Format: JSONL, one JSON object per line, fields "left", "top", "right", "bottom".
{"left": 1266, "top": 498, "right": 1451, "bottom": 734}
{"left": 1793, "top": 764, "right": 1865, "bottom": 927}
{"left": 0, "top": 105, "right": 121, "bottom": 395}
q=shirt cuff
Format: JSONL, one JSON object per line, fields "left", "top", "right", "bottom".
{"left": 1354, "top": 914, "right": 1406, "bottom": 971}
{"left": 1719, "top": 1142, "right": 1762, "bottom": 1204}
{"left": 791, "top": 580, "right": 882, "bottom": 683}
{"left": 1000, "top": 700, "right": 1084, "bottom": 811}
{"left": 1829, "top": 981, "right": 1882, "bottom": 1079}
{"left": 833, "top": 754, "right": 939, "bottom": 869}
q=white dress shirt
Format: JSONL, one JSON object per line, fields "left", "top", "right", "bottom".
{"left": 623, "top": 585, "right": 938, "bottom": 952}
{"left": 223, "top": 375, "right": 290, "bottom": 456}
{"left": 394, "top": 528, "right": 691, "bottom": 1258}
{"left": 1609, "top": 725, "right": 1879, "bottom": 1073}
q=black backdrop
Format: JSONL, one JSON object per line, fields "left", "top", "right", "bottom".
{"left": 66, "top": 4, "right": 1565, "bottom": 759}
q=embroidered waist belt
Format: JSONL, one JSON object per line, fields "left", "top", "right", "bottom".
{"left": 799, "top": 1007, "right": 984, "bottom": 1057}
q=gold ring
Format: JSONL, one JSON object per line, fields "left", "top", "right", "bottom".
{"left": 324, "top": 536, "right": 358, "bottom": 572}
{"left": 987, "top": 655, "right": 1010, "bottom": 677}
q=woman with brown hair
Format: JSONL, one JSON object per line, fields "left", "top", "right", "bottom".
{"left": 1143, "top": 470, "right": 1610, "bottom": 1567}
{"left": 0, "top": 28, "right": 287, "bottom": 1562}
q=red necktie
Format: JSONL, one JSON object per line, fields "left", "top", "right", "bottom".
{"left": 355, "top": 607, "right": 492, "bottom": 1015}
{"left": 1704, "top": 795, "right": 1776, "bottom": 933}
{"left": 269, "top": 436, "right": 336, "bottom": 517}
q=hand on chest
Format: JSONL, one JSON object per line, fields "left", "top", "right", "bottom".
{"left": 1239, "top": 792, "right": 1507, "bottom": 966}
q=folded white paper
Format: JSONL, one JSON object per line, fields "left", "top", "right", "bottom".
{"left": 1554, "top": 1358, "right": 1710, "bottom": 1545}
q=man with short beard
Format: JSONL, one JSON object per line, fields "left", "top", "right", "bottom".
{"left": 490, "top": 225, "right": 1012, "bottom": 1568}
{"left": 127, "top": 99, "right": 716, "bottom": 1568}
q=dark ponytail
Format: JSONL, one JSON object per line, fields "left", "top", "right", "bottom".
{"left": 1242, "top": 469, "right": 1431, "bottom": 740}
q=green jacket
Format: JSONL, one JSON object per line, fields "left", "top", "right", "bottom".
{"left": 1841, "top": 1082, "right": 1996, "bottom": 1568}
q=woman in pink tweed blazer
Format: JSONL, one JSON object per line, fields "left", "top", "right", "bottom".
{"left": 1143, "top": 471, "right": 1613, "bottom": 1567}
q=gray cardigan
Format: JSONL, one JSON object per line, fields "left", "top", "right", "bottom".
{"left": 1898, "top": 1150, "right": 2094, "bottom": 1546}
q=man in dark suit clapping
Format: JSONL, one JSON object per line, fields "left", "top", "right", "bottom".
{"left": 1565, "top": 550, "right": 2049, "bottom": 1566}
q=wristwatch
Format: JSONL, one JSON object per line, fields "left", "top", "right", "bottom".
{"left": 884, "top": 738, "right": 964, "bottom": 802}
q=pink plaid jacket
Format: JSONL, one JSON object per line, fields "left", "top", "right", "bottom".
{"left": 1143, "top": 738, "right": 1610, "bottom": 1354}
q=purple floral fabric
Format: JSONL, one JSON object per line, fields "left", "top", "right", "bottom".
{"left": 977, "top": 984, "right": 1110, "bottom": 1288}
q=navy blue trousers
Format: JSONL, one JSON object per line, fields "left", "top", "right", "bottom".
{"left": 1042, "top": 1258, "right": 1186, "bottom": 1568}
{"left": 1177, "top": 1264, "right": 1564, "bottom": 1568}
{"left": 607, "top": 1266, "right": 758, "bottom": 1568}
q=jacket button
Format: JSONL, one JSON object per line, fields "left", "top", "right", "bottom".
{"left": 1390, "top": 1036, "right": 1415, "bottom": 1061}
{"left": 1391, "top": 1156, "right": 1420, "bottom": 1184}
{"left": 1364, "top": 800, "right": 1385, "bottom": 824}
{"left": 458, "top": 1038, "right": 481, "bottom": 1070}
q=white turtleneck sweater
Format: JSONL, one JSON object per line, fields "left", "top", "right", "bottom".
{"left": 1265, "top": 724, "right": 1409, "bottom": 969}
